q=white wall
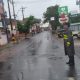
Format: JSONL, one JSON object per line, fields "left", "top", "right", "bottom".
{"left": 41, "top": 23, "right": 49, "bottom": 28}
{"left": 0, "top": 34, "right": 8, "bottom": 45}
{"left": 8, "top": 25, "right": 16, "bottom": 35}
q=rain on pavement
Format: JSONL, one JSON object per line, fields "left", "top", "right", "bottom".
{"left": 0, "top": 31, "right": 80, "bottom": 80}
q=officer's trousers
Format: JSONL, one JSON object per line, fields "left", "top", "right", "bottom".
{"left": 68, "top": 55, "right": 75, "bottom": 65}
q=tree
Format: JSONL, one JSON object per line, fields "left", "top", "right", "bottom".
{"left": 24, "top": 15, "right": 41, "bottom": 33}
{"left": 43, "top": 5, "right": 60, "bottom": 30}
{"left": 17, "top": 15, "right": 41, "bottom": 35}
{"left": 17, "top": 21, "right": 24, "bottom": 33}
{"left": 34, "top": 19, "right": 41, "bottom": 23}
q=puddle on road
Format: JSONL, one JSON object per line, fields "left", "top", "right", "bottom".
{"left": 2, "top": 62, "right": 13, "bottom": 71}
{"left": 0, "top": 62, "right": 5, "bottom": 70}
{"left": 36, "top": 54, "right": 55, "bottom": 58}
{"left": 18, "top": 72, "right": 24, "bottom": 80}
{"left": 0, "top": 62, "right": 5, "bottom": 78}
{"left": 48, "top": 56, "right": 63, "bottom": 60}
{"left": 8, "top": 56, "right": 14, "bottom": 60}
{"left": 68, "top": 77, "right": 75, "bottom": 80}
{"left": 0, "top": 72, "right": 3, "bottom": 75}
{"left": 66, "top": 66, "right": 78, "bottom": 80}
{"left": 7, "top": 64, "right": 12, "bottom": 70}
{"left": 52, "top": 45, "right": 59, "bottom": 49}
{"left": 29, "top": 48, "right": 37, "bottom": 56}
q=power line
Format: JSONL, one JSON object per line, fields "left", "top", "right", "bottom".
{"left": 20, "top": 6, "right": 27, "bottom": 20}
{"left": 15, "top": 9, "right": 21, "bottom": 18}
{"left": 12, "top": 0, "right": 49, "bottom": 4}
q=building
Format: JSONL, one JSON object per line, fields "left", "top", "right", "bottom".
{"left": 70, "top": 23, "right": 80, "bottom": 31}
{"left": 0, "top": 0, "right": 8, "bottom": 46}
{"left": 6, "top": 18, "right": 17, "bottom": 35}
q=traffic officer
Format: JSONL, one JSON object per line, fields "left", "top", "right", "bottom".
{"left": 63, "top": 23, "right": 75, "bottom": 66}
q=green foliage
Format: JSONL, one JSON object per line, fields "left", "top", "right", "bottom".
{"left": 43, "top": 5, "right": 60, "bottom": 30}
{"left": 34, "top": 19, "right": 41, "bottom": 23}
{"left": 17, "top": 21, "right": 24, "bottom": 33}
{"left": 17, "top": 15, "right": 41, "bottom": 33}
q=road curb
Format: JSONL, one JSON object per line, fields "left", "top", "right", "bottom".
{"left": 0, "top": 36, "right": 32, "bottom": 52}
{"left": 0, "top": 43, "right": 13, "bottom": 51}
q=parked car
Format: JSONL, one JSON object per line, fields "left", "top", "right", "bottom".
{"left": 78, "top": 32, "right": 80, "bottom": 38}
{"left": 72, "top": 30, "right": 80, "bottom": 38}
{"left": 70, "top": 23, "right": 80, "bottom": 38}
{"left": 72, "top": 30, "right": 79, "bottom": 37}
{"left": 57, "top": 28, "right": 80, "bottom": 38}
{"left": 57, "top": 29, "right": 65, "bottom": 38}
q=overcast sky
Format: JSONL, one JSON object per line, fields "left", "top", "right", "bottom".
{"left": 3, "top": 0, "right": 79, "bottom": 20}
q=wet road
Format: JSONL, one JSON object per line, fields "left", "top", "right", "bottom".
{"left": 1, "top": 31, "right": 80, "bottom": 80}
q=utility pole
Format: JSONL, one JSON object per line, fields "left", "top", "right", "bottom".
{"left": 10, "top": 0, "right": 19, "bottom": 43}
{"left": 21, "top": 7, "right": 26, "bottom": 20}
{"left": 2, "top": 1, "right": 9, "bottom": 42}
{"left": 11, "top": 0, "right": 18, "bottom": 34}
{"left": 12, "top": 0, "right": 16, "bottom": 20}
{"left": 7, "top": 0, "right": 13, "bottom": 31}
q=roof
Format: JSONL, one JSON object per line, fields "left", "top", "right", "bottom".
{"left": 70, "top": 23, "right": 80, "bottom": 26}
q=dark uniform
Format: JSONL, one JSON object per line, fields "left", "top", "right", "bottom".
{"left": 63, "top": 30, "right": 75, "bottom": 65}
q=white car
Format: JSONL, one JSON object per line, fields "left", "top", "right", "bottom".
{"left": 72, "top": 30, "right": 80, "bottom": 38}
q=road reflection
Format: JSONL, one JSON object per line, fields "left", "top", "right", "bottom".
{"left": 67, "top": 65, "right": 77, "bottom": 80}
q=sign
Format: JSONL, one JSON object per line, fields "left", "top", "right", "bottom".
{"left": 70, "top": 13, "right": 80, "bottom": 17}
{"left": 59, "top": 17, "right": 69, "bottom": 24}
{"left": 50, "top": 17, "right": 55, "bottom": 21}
{"left": 70, "top": 14, "right": 78, "bottom": 17}
{"left": 58, "top": 6, "right": 68, "bottom": 16}
{"left": 70, "top": 10, "right": 78, "bottom": 15}
{"left": 59, "top": 14, "right": 69, "bottom": 24}
{"left": 58, "top": 6, "right": 69, "bottom": 24}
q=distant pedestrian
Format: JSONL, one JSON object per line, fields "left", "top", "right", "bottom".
{"left": 32, "top": 30, "right": 35, "bottom": 36}
{"left": 12, "top": 34, "right": 16, "bottom": 43}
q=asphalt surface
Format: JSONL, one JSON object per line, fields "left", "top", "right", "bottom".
{"left": 0, "top": 31, "right": 80, "bottom": 80}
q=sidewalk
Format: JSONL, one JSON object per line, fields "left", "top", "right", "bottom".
{"left": 0, "top": 35, "right": 27, "bottom": 51}
{"left": 0, "top": 43, "right": 13, "bottom": 51}
{"left": 0, "top": 34, "right": 33, "bottom": 62}
{"left": 0, "top": 42, "right": 22, "bottom": 62}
